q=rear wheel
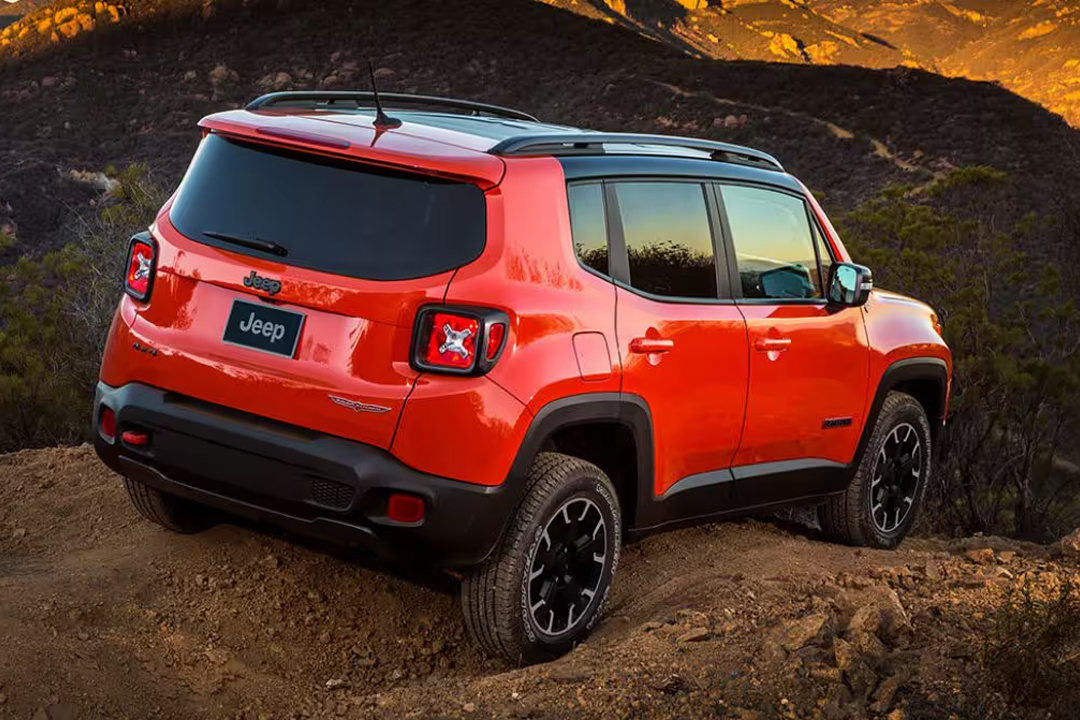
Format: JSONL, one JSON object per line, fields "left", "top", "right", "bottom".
{"left": 461, "top": 452, "right": 621, "bottom": 665}
{"left": 123, "top": 477, "right": 217, "bottom": 534}
{"left": 819, "top": 391, "right": 932, "bottom": 549}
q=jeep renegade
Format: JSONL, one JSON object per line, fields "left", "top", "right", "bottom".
{"left": 93, "top": 91, "right": 952, "bottom": 664}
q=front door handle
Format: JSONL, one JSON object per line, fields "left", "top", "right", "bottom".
{"left": 630, "top": 337, "right": 675, "bottom": 354}
{"left": 755, "top": 337, "right": 792, "bottom": 351}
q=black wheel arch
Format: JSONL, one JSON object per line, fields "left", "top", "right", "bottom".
{"left": 500, "top": 393, "right": 653, "bottom": 539}
{"left": 855, "top": 357, "right": 949, "bottom": 465}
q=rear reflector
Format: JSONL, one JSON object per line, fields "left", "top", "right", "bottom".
{"left": 486, "top": 322, "right": 506, "bottom": 361}
{"left": 99, "top": 407, "right": 116, "bottom": 442}
{"left": 121, "top": 430, "right": 149, "bottom": 446}
{"left": 386, "top": 493, "right": 425, "bottom": 524}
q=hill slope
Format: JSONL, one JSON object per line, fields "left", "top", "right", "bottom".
{"left": 0, "top": 0, "right": 1079, "bottom": 265}
{"left": 541, "top": 0, "right": 1080, "bottom": 128}
{"left": 2, "top": 445, "right": 1079, "bottom": 719}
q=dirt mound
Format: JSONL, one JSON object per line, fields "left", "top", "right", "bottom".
{"left": 2, "top": 446, "right": 1077, "bottom": 719}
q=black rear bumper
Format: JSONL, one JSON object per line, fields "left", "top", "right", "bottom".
{"left": 93, "top": 382, "right": 515, "bottom": 567}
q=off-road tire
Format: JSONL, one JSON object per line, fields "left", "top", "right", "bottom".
{"left": 461, "top": 452, "right": 622, "bottom": 665}
{"left": 123, "top": 477, "right": 217, "bottom": 534}
{"left": 819, "top": 391, "right": 932, "bottom": 549}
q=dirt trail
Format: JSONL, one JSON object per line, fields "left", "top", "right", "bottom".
{"left": 0, "top": 446, "right": 1075, "bottom": 719}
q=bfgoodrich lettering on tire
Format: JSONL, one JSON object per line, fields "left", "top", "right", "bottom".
{"left": 461, "top": 452, "right": 621, "bottom": 665}
{"left": 819, "top": 391, "right": 932, "bottom": 549}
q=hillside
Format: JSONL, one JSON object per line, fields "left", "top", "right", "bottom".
{"left": 0, "top": 0, "right": 1079, "bottom": 267}
{"left": 541, "top": 0, "right": 1080, "bottom": 128}
{"left": 2, "top": 445, "right": 1079, "bottom": 719}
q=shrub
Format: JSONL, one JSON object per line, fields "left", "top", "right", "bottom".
{"left": 0, "top": 164, "right": 167, "bottom": 452}
{"left": 840, "top": 168, "right": 1080, "bottom": 540}
{"left": 983, "top": 574, "right": 1080, "bottom": 713}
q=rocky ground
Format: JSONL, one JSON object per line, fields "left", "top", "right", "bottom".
{"left": 2, "top": 446, "right": 1078, "bottom": 719}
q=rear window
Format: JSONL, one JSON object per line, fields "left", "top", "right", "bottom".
{"left": 169, "top": 134, "right": 487, "bottom": 281}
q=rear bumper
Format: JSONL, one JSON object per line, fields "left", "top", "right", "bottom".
{"left": 93, "top": 381, "right": 516, "bottom": 567}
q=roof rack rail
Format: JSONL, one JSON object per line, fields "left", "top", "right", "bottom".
{"left": 488, "top": 133, "right": 784, "bottom": 171}
{"left": 245, "top": 91, "right": 539, "bottom": 123}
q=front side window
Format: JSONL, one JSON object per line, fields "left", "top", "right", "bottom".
{"left": 567, "top": 183, "right": 609, "bottom": 276}
{"left": 614, "top": 182, "right": 718, "bottom": 300}
{"left": 720, "top": 184, "right": 821, "bottom": 300}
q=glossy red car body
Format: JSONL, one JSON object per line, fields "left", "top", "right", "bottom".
{"left": 94, "top": 94, "right": 952, "bottom": 569}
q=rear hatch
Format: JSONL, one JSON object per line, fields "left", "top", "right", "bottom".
{"left": 129, "top": 120, "right": 495, "bottom": 450}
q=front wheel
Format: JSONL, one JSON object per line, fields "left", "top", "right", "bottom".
{"left": 819, "top": 391, "right": 932, "bottom": 549}
{"left": 461, "top": 452, "right": 622, "bottom": 665}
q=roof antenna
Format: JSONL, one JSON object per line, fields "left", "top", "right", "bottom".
{"left": 368, "top": 61, "right": 401, "bottom": 129}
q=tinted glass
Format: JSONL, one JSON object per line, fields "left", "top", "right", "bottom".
{"left": 813, "top": 221, "right": 834, "bottom": 296}
{"left": 615, "top": 182, "right": 718, "bottom": 299}
{"left": 170, "top": 134, "right": 487, "bottom": 281}
{"left": 568, "top": 184, "right": 608, "bottom": 275}
{"left": 721, "top": 185, "right": 820, "bottom": 300}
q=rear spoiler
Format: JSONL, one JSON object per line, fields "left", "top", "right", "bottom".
{"left": 198, "top": 112, "right": 508, "bottom": 189}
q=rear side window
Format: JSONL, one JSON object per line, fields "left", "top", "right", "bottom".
{"left": 720, "top": 184, "right": 820, "bottom": 300}
{"left": 567, "top": 184, "right": 609, "bottom": 276}
{"left": 614, "top": 182, "right": 718, "bottom": 300}
{"left": 169, "top": 134, "right": 487, "bottom": 281}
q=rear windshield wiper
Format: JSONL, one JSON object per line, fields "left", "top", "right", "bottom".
{"left": 202, "top": 231, "right": 289, "bottom": 257}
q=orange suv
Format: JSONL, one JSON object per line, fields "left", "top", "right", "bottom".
{"left": 93, "top": 91, "right": 952, "bottom": 664}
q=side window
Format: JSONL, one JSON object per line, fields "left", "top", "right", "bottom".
{"left": 568, "top": 183, "right": 609, "bottom": 276}
{"left": 614, "top": 182, "right": 718, "bottom": 300}
{"left": 720, "top": 184, "right": 822, "bottom": 300}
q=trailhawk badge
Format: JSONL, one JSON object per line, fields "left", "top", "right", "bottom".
{"left": 329, "top": 395, "right": 392, "bottom": 414}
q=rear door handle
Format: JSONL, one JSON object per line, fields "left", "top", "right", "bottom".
{"left": 755, "top": 337, "right": 792, "bottom": 351}
{"left": 630, "top": 337, "right": 674, "bottom": 354}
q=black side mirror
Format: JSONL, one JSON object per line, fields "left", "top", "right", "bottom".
{"left": 827, "top": 262, "right": 873, "bottom": 308}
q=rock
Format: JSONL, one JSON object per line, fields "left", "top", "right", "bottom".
{"left": 12, "top": 528, "right": 27, "bottom": 539}
{"left": 463, "top": 703, "right": 476, "bottom": 713}
{"left": 373, "top": 67, "right": 395, "bottom": 80}
{"left": 886, "top": 709, "right": 905, "bottom": 720}
{"left": 870, "top": 675, "right": 901, "bottom": 712}
{"left": 845, "top": 588, "right": 910, "bottom": 646}
{"left": 676, "top": 627, "right": 710, "bottom": 643}
{"left": 183, "top": 70, "right": 198, "bottom": 82}
{"left": 257, "top": 72, "right": 293, "bottom": 91}
{"left": 208, "top": 64, "right": 239, "bottom": 87}
{"left": 325, "top": 678, "right": 346, "bottom": 689}
{"left": 997, "top": 551, "right": 1017, "bottom": 563}
{"left": 1059, "top": 528, "right": 1080, "bottom": 557}
{"left": 964, "top": 548, "right": 996, "bottom": 565}
{"left": 40, "top": 76, "right": 59, "bottom": 89}
{"left": 777, "top": 612, "right": 829, "bottom": 651}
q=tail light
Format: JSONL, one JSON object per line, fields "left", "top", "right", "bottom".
{"left": 411, "top": 305, "right": 509, "bottom": 376}
{"left": 124, "top": 232, "right": 157, "bottom": 301}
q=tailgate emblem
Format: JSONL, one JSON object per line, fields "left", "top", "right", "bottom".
{"left": 243, "top": 270, "right": 282, "bottom": 296}
{"left": 329, "top": 395, "right": 392, "bottom": 414}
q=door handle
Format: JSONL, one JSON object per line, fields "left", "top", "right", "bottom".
{"left": 630, "top": 337, "right": 674, "bottom": 354}
{"left": 755, "top": 337, "right": 792, "bottom": 351}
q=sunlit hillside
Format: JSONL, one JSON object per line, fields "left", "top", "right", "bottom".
{"left": 543, "top": 0, "right": 1080, "bottom": 126}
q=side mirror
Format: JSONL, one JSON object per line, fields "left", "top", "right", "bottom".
{"left": 827, "top": 262, "right": 873, "bottom": 308}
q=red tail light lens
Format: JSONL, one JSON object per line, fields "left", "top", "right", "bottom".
{"left": 411, "top": 306, "right": 510, "bottom": 376}
{"left": 486, "top": 322, "right": 506, "bottom": 361}
{"left": 426, "top": 313, "right": 480, "bottom": 370}
{"left": 124, "top": 233, "right": 157, "bottom": 301}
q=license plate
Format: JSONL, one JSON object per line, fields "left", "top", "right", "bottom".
{"left": 222, "top": 299, "right": 305, "bottom": 358}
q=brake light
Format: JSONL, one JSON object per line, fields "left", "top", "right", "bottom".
{"left": 426, "top": 313, "right": 479, "bottom": 370}
{"left": 124, "top": 233, "right": 157, "bottom": 301}
{"left": 411, "top": 306, "right": 510, "bottom": 375}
